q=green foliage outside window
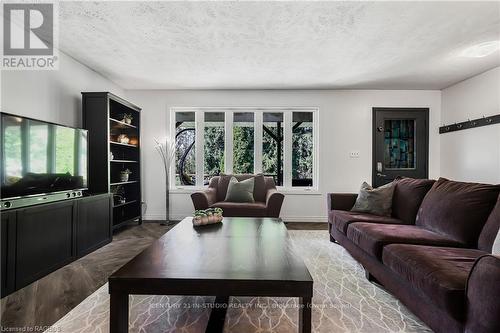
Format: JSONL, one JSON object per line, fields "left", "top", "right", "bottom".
{"left": 292, "top": 124, "right": 313, "bottom": 181}
{"left": 233, "top": 126, "right": 254, "bottom": 174}
{"left": 55, "top": 127, "right": 75, "bottom": 174}
{"left": 204, "top": 126, "right": 224, "bottom": 180}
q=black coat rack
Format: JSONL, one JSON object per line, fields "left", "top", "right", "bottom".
{"left": 439, "top": 114, "right": 500, "bottom": 134}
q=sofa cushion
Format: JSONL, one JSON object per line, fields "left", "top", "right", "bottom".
{"left": 478, "top": 196, "right": 500, "bottom": 253}
{"left": 210, "top": 201, "right": 267, "bottom": 217}
{"left": 416, "top": 178, "right": 500, "bottom": 247}
{"left": 217, "top": 174, "right": 266, "bottom": 202}
{"left": 383, "top": 244, "right": 486, "bottom": 320}
{"left": 330, "top": 210, "right": 404, "bottom": 235}
{"left": 347, "top": 222, "right": 463, "bottom": 259}
{"left": 392, "top": 178, "right": 435, "bottom": 224}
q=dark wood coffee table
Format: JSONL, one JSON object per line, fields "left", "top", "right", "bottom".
{"left": 109, "top": 217, "right": 313, "bottom": 333}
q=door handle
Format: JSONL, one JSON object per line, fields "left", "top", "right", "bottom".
{"left": 377, "top": 173, "right": 387, "bottom": 178}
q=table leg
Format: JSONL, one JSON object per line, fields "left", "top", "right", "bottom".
{"left": 299, "top": 296, "right": 312, "bottom": 333}
{"left": 110, "top": 292, "right": 129, "bottom": 333}
{"left": 206, "top": 295, "right": 229, "bottom": 333}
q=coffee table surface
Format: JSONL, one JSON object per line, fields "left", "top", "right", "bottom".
{"left": 110, "top": 217, "right": 313, "bottom": 283}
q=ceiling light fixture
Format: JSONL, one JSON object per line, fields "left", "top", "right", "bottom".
{"left": 461, "top": 41, "right": 500, "bottom": 58}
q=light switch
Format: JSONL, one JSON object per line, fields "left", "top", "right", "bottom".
{"left": 350, "top": 151, "right": 360, "bottom": 158}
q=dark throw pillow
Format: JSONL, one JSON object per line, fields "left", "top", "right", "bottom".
{"left": 224, "top": 177, "right": 255, "bottom": 203}
{"left": 351, "top": 181, "right": 395, "bottom": 217}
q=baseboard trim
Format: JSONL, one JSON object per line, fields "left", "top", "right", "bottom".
{"left": 143, "top": 214, "right": 327, "bottom": 223}
{"left": 281, "top": 216, "right": 327, "bottom": 223}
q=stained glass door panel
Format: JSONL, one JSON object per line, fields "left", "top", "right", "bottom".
{"left": 384, "top": 119, "right": 416, "bottom": 169}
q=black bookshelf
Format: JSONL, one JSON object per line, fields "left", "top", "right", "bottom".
{"left": 82, "top": 92, "right": 142, "bottom": 230}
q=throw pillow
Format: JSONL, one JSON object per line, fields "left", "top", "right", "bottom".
{"left": 351, "top": 181, "right": 395, "bottom": 216}
{"left": 224, "top": 176, "right": 255, "bottom": 203}
{"left": 493, "top": 231, "right": 500, "bottom": 255}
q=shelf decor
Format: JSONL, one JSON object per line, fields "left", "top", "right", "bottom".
{"left": 82, "top": 92, "right": 142, "bottom": 230}
{"left": 117, "top": 134, "right": 130, "bottom": 144}
{"left": 122, "top": 113, "right": 133, "bottom": 124}
{"left": 120, "top": 169, "right": 132, "bottom": 182}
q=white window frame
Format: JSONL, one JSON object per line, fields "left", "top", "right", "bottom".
{"left": 170, "top": 107, "right": 319, "bottom": 193}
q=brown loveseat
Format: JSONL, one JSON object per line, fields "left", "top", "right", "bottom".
{"left": 328, "top": 177, "right": 500, "bottom": 333}
{"left": 191, "top": 174, "right": 284, "bottom": 218}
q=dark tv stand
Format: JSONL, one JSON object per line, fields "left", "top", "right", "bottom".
{"left": 1, "top": 193, "right": 111, "bottom": 298}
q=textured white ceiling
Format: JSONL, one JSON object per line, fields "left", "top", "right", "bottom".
{"left": 59, "top": 1, "right": 500, "bottom": 90}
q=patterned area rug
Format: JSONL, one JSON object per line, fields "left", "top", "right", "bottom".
{"left": 49, "top": 231, "right": 431, "bottom": 333}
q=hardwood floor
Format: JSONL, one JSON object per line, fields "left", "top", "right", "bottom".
{"left": 285, "top": 222, "right": 328, "bottom": 230}
{"left": 0, "top": 222, "right": 172, "bottom": 330}
{"left": 0, "top": 220, "right": 327, "bottom": 330}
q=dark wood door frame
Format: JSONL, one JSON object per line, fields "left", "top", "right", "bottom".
{"left": 372, "top": 107, "right": 429, "bottom": 186}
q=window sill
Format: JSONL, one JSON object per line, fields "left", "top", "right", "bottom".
{"left": 169, "top": 187, "right": 321, "bottom": 195}
{"left": 170, "top": 187, "right": 205, "bottom": 194}
{"left": 277, "top": 188, "right": 321, "bottom": 195}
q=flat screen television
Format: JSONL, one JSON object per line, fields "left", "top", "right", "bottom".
{"left": 0, "top": 113, "right": 88, "bottom": 200}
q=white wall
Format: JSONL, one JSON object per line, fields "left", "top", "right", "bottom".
{"left": 441, "top": 67, "right": 500, "bottom": 184}
{"left": 1, "top": 52, "right": 124, "bottom": 128}
{"left": 126, "top": 90, "right": 441, "bottom": 222}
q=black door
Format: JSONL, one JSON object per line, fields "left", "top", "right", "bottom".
{"left": 373, "top": 108, "right": 429, "bottom": 187}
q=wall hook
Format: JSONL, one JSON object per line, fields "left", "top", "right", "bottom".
{"left": 439, "top": 113, "right": 500, "bottom": 134}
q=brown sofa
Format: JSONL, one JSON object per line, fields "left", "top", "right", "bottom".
{"left": 191, "top": 174, "right": 284, "bottom": 218}
{"left": 328, "top": 177, "right": 500, "bottom": 333}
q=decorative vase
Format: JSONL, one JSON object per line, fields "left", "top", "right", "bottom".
{"left": 123, "top": 118, "right": 132, "bottom": 125}
{"left": 120, "top": 172, "right": 129, "bottom": 182}
{"left": 118, "top": 134, "right": 130, "bottom": 144}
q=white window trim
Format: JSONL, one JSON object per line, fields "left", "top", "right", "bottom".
{"left": 170, "top": 107, "right": 319, "bottom": 192}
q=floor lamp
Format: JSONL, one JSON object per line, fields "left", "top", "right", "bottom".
{"left": 155, "top": 138, "right": 176, "bottom": 226}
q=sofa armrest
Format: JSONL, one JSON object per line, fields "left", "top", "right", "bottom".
{"left": 465, "top": 254, "right": 500, "bottom": 333}
{"left": 327, "top": 193, "right": 358, "bottom": 211}
{"left": 191, "top": 188, "right": 217, "bottom": 210}
{"left": 266, "top": 189, "right": 284, "bottom": 218}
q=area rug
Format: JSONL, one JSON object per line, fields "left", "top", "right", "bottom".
{"left": 49, "top": 231, "right": 431, "bottom": 333}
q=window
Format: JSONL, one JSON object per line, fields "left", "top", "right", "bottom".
{"left": 233, "top": 112, "right": 254, "bottom": 174}
{"left": 204, "top": 112, "right": 225, "bottom": 183}
{"left": 175, "top": 112, "right": 196, "bottom": 186}
{"left": 171, "top": 108, "right": 317, "bottom": 190}
{"left": 263, "top": 112, "right": 283, "bottom": 186}
{"left": 292, "top": 112, "right": 314, "bottom": 187}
